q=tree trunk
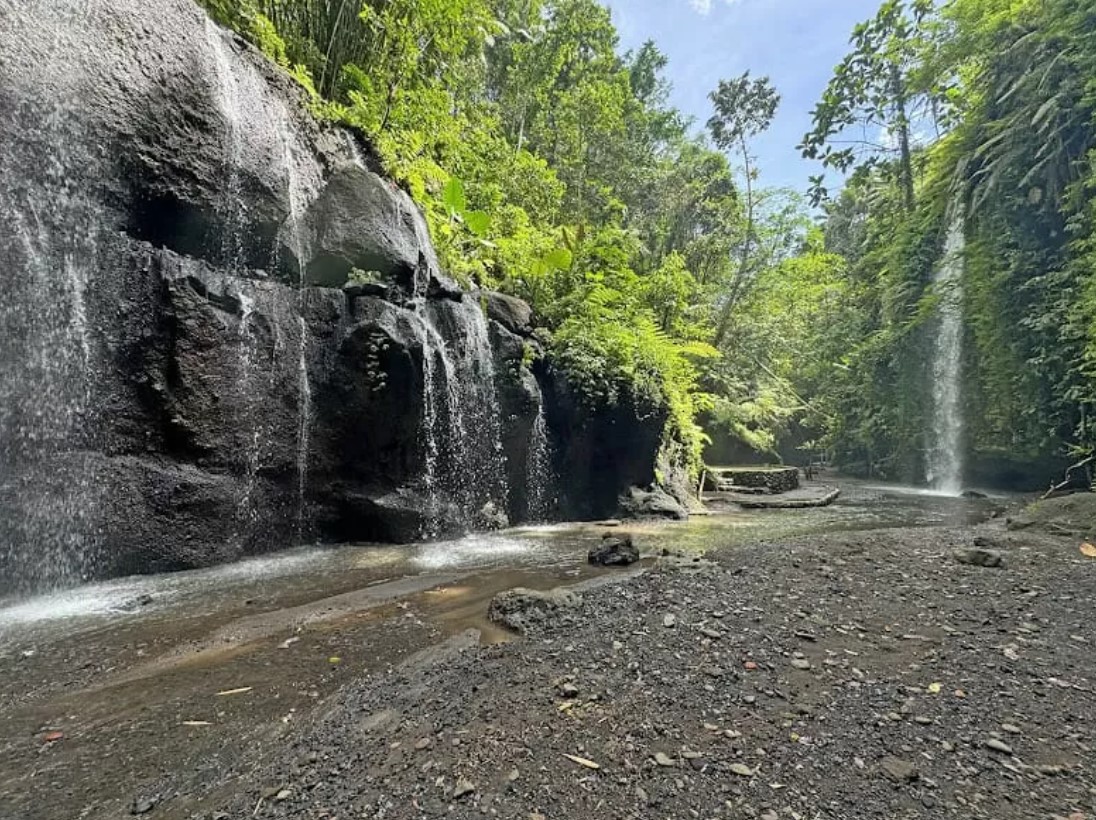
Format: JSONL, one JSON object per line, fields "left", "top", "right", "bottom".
{"left": 713, "top": 136, "right": 754, "bottom": 348}
{"left": 891, "top": 63, "right": 915, "bottom": 212}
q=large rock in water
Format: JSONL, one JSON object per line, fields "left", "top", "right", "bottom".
{"left": 0, "top": 0, "right": 683, "bottom": 590}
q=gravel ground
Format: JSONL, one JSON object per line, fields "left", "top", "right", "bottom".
{"left": 195, "top": 521, "right": 1096, "bottom": 820}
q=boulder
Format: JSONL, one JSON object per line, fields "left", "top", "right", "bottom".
{"left": 588, "top": 534, "right": 639, "bottom": 566}
{"left": 619, "top": 486, "right": 689, "bottom": 521}
{"left": 298, "top": 165, "right": 430, "bottom": 291}
{"left": 487, "top": 587, "right": 581, "bottom": 634}
{"left": 483, "top": 291, "right": 534, "bottom": 337}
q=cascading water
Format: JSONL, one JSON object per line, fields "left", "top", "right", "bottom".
{"left": 446, "top": 298, "right": 510, "bottom": 518}
{"left": 207, "top": 19, "right": 264, "bottom": 536}
{"left": 0, "top": 0, "right": 102, "bottom": 590}
{"left": 278, "top": 118, "right": 315, "bottom": 542}
{"left": 205, "top": 18, "right": 246, "bottom": 271}
{"left": 526, "top": 403, "right": 557, "bottom": 521}
{"left": 926, "top": 202, "right": 966, "bottom": 495}
{"left": 408, "top": 298, "right": 511, "bottom": 534}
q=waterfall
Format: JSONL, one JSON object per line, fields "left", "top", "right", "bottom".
{"left": 926, "top": 203, "right": 966, "bottom": 495}
{"left": 448, "top": 298, "right": 509, "bottom": 518}
{"left": 278, "top": 118, "right": 314, "bottom": 542}
{"left": 408, "top": 298, "right": 510, "bottom": 534}
{"left": 205, "top": 18, "right": 246, "bottom": 273}
{"left": 525, "top": 403, "right": 557, "bottom": 521}
{"left": 0, "top": 0, "right": 102, "bottom": 590}
{"left": 233, "top": 291, "right": 259, "bottom": 528}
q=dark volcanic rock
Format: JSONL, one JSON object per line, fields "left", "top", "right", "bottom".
{"left": 0, "top": 0, "right": 672, "bottom": 588}
{"left": 483, "top": 291, "right": 534, "bottom": 337}
{"left": 619, "top": 486, "right": 689, "bottom": 521}
{"left": 588, "top": 533, "right": 639, "bottom": 566}
{"left": 487, "top": 587, "right": 581, "bottom": 634}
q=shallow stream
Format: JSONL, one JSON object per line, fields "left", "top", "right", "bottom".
{"left": 0, "top": 481, "right": 1007, "bottom": 819}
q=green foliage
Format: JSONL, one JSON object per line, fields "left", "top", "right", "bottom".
{"left": 199, "top": 0, "right": 751, "bottom": 482}
{"left": 803, "top": 0, "right": 1096, "bottom": 479}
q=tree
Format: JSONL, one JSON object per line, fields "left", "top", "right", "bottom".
{"left": 706, "top": 72, "right": 780, "bottom": 346}
{"left": 799, "top": 0, "right": 935, "bottom": 210}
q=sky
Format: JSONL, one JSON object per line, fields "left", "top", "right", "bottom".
{"left": 604, "top": 0, "right": 881, "bottom": 194}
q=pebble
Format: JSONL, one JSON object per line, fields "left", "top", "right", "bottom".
{"left": 559, "top": 682, "right": 580, "bottom": 698}
{"left": 953, "top": 548, "right": 1003, "bottom": 568}
{"left": 790, "top": 659, "right": 811, "bottom": 671}
{"left": 984, "top": 738, "right": 1013, "bottom": 754}
{"left": 1001, "top": 723, "right": 1021, "bottom": 734}
{"left": 453, "top": 778, "right": 476, "bottom": 799}
{"left": 654, "top": 752, "right": 675, "bottom": 767}
{"left": 663, "top": 614, "right": 677, "bottom": 628}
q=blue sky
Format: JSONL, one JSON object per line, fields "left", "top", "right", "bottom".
{"left": 604, "top": 0, "right": 881, "bottom": 193}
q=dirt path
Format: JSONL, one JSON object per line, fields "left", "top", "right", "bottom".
{"left": 196, "top": 523, "right": 1096, "bottom": 820}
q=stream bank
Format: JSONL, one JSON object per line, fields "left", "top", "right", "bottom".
{"left": 4, "top": 483, "right": 1070, "bottom": 820}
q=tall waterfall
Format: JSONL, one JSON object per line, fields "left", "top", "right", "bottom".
{"left": 926, "top": 203, "right": 966, "bottom": 495}
{"left": 278, "top": 118, "right": 315, "bottom": 542}
{"left": 0, "top": 0, "right": 102, "bottom": 590}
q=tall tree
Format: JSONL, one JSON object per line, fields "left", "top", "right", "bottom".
{"left": 706, "top": 72, "right": 780, "bottom": 346}
{"left": 799, "top": 0, "right": 935, "bottom": 210}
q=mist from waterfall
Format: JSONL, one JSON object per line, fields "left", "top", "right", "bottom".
{"left": 926, "top": 203, "right": 966, "bottom": 495}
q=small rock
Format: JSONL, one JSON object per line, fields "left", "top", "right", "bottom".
{"left": 558, "top": 682, "right": 580, "bottom": 698}
{"left": 1001, "top": 723, "right": 1021, "bottom": 735}
{"left": 699, "top": 627, "right": 723, "bottom": 640}
{"left": 453, "top": 778, "right": 476, "bottom": 799}
{"left": 984, "top": 738, "right": 1013, "bottom": 754}
{"left": 415, "top": 738, "right": 432, "bottom": 750}
{"left": 132, "top": 796, "right": 158, "bottom": 815}
{"left": 953, "top": 548, "right": 1003, "bottom": 568}
{"left": 728, "top": 763, "right": 755, "bottom": 777}
{"left": 653, "top": 752, "right": 675, "bottom": 767}
{"left": 663, "top": 614, "right": 677, "bottom": 629}
{"left": 790, "top": 658, "right": 811, "bottom": 671}
{"left": 136, "top": 593, "right": 153, "bottom": 607}
{"left": 880, "top": 757, "right": 919, "bottom": 783}
{"left": 274, "top": 789, "right": 292, "bottom": 802}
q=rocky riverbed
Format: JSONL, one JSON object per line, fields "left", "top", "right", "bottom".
{"left": 189, "top": 519, "right": 1091, "bottom": 819}
{"left": 3, "top": 488, "right": 1093, "bottom": 820}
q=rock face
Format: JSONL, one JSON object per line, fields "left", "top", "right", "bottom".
{"left": 0, "top": 0, "right": 682, "bottom": 591}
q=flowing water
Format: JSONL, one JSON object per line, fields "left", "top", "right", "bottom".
{"left": 205, "top": 18, "right": 245, "bottom": 272}
{"left": 422, "top": 299, "right": 510, "bottom": 528}
{"left": 526, "top": 403, "right": 557, "bottom": 521}
{"left": 0, "top": 480, "right": 1006, "bottom": 819}
{"left": 0, "top": 0, "right": 103, "bottom": 591}
{"left": 927, "top": 203, "right": 966, "bottom": 495}
{"left": 277, "top": 119, "right": 315, "bottom": 542}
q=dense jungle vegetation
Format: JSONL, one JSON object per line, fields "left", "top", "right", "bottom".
{"left": 201, "top": 0, "right": 1096, "bottom": 485}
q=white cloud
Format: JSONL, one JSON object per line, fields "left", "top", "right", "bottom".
{"left": 689, "top": 0, "right": 744, "bottom": 15}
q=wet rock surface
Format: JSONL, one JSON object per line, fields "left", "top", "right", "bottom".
{"left": 588, "top": 533, "right": 640, "bottom": 566}
{"left": 184, "top": 523, "right": 1096, "bottom": 820}
{"left": 0, "top": 0, "right": 681, "bottom": 587}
